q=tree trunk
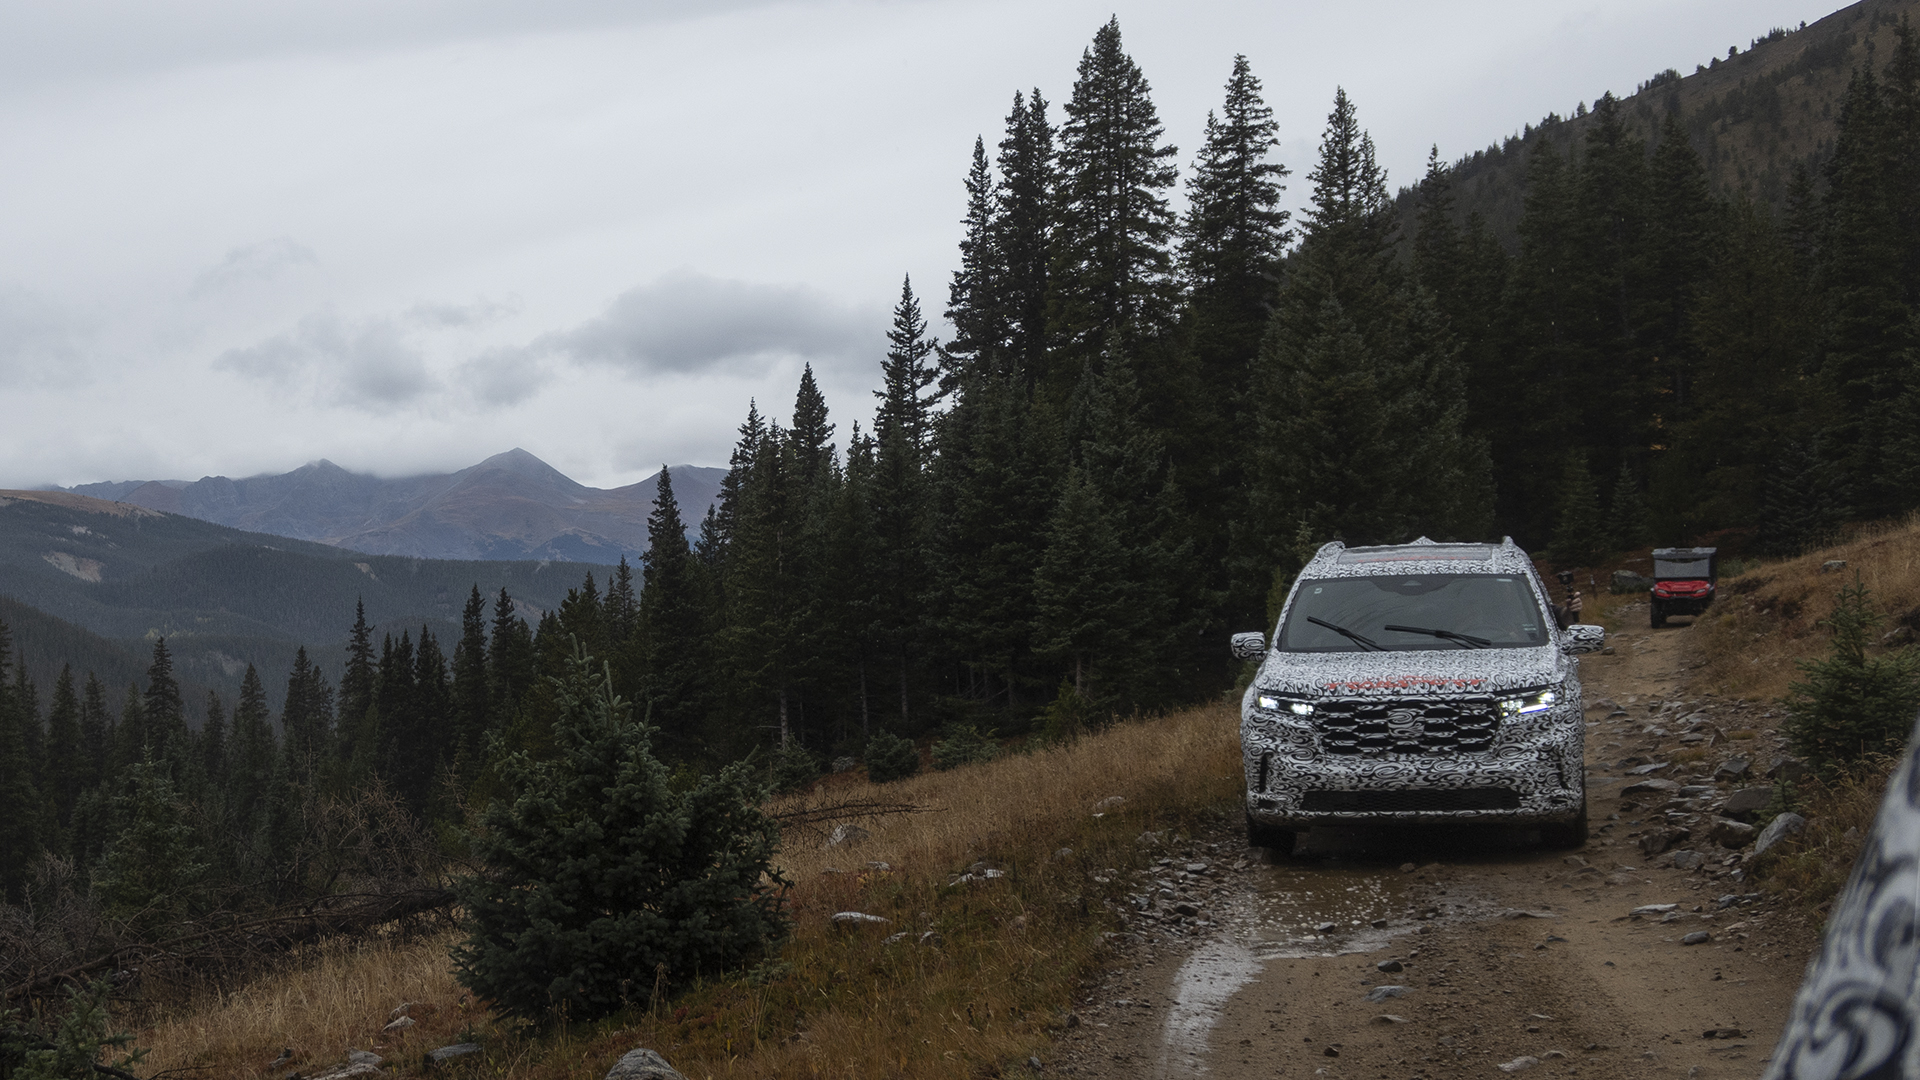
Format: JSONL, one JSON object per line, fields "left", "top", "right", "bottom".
{"left": 859, "top": 656, "right": 870, "bottom": 737}
{"left": 778, "top": 686, "right": 790, "bottom": 748}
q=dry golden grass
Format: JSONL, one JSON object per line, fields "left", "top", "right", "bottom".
{"left": 1693, "top": 514, "right": 1920, "bottom": 702}
{"left": 137, "top": 931, "right": 476, "bottom": 1080}
{"left": 133, "top": 702, "right": 1243, "bottom": 1080}
{"left": 1755, "top": 756, "right": 1899, "bottom": 911}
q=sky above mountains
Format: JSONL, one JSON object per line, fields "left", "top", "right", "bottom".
{"left": 1, "top": 0, "right": 1836, "bottom": 490}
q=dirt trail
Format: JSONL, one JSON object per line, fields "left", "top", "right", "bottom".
{"left": 1051, "top": 608, "right": 1819, "bottom": 1078}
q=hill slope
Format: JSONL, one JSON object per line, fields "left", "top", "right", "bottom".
{"left": 0, "top": 490, "right": 605, "bottom": 711}
{"left": 65, "top": 450, "right": 725, "bottom": 564}
{"left": 1405, "top": 0, "right": 1919, "bottom": 241}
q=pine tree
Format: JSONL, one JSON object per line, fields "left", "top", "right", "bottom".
{"left": 228, "top": 665, "right": 275, "bottom": 835}
{"left": 994, "top": 90, "right": 1057, "bottom": 390}
{"left": 489, "top": 588, "right": 536, "bottom": 730}
{"left": 788, "top": 364, "right": 837, "bottom": 486}
{"left": 142, "top": 638, "right": 186, "bottom": 765}
{"left": 451, "top": 645, "right": 787, "bottom": 1022}
{"left": 1244, "top": 88, "right": 1489, "bottom": 599}
{"left": 450, "top": 585, "right": 492, "bottom": 779}
{"left": 1032, "top": 468, "right": 1130, "bottom": 700}
{"left": 1048, "top": 17, "right": 1180, "bottom": 395}
{"left": 45, "top": 665, "right": 82, "bottom": 829}
{"left": 200, "top": 690, "right": 227, "bottom": 790}
{"left": 1548, "top": 452, "right": 1608, "bottom": 567}
{"left": 0, "top": 620, "right": 38, "bottom": 902}
{"left": 941, "top": 136, "right": 1003, "bottom": 390}
{"left": 338, "top": 599, "right": 376, "bottom": 764}
{"left": 870, "top": 281, "right": 939, "bottom": 729}
{"left": 1181, "top": 54, "right": 1290, "bottom": 380}
{"left": 91, "top": 756, "right": 208, "bottom": 932}
{"left": 1605, "top": 460, "right": 1652, "bottom": 551}
{"left": 78, "top": 673, "right": 109, "bottom": 792}
{"left": 640, "top": 466, "right": 710, "bottom": 758}
{"left": 280, "top": 647, "right": 334, "bottom": 784}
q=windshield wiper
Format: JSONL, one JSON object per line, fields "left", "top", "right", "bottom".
{"left": 1307, "top": 615, "right": 1381, "bottom": 651}
{"left": 1383, "top": 624, "right": 1492, "bottom": 649}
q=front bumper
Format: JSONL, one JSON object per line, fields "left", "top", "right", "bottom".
{"left": 1241, "top": 707, "right": 1585, "bottom": 829}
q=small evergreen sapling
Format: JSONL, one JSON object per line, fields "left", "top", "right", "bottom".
{"left": 1, "top": 978, "right": 147, "bottom": 1080}
{"left": 862, "top": 731, "right": 920, "bottom": 784}
{"left": 452, "top": 644, "right": 787, "bottom": 1023}
{"left": 1784, "top": 576, "right": 1920, "bottom": 774}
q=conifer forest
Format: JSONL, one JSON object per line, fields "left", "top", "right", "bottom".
{"left": 4, "top": 13, "right": 1920, "bottom": 979}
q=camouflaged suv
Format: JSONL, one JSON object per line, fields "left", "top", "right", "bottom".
{"left": 1230, "top": 537, "right": 1605, "bottom": 855}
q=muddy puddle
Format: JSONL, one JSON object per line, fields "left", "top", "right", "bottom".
{"left": 1153, "top": 838, "right": 1534, "bottom": 1077}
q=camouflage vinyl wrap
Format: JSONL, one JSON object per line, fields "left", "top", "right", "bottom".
{"left": 1240, "top": 538, "right": 1587, "bottom": 831}
{"left": 1762, "top": 711, "right": 1920, "bottom": 1078}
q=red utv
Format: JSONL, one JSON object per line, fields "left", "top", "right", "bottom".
{"left": 1650, "top": 547, "right": 1716, "bottom": 628}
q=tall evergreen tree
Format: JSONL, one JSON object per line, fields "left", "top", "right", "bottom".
{"left": 1048, "top": 17, "right": 1180, "bottom": 397}
{"left": 45, "top": 665, "right": 82, "bottom": 829}
{"left": 142, "top": 638, "right": 186, "bottom": 765}
{"left": 942, "top": 135, "right": 1003, "bottom": 390}
{"left": 995, "top": 90, "right": 1057, "bottom": 389}
{"left": 640, "top": 466, "right": 710, "bottom": 757}
{"left": 280, "top": 647, "right": 334, "bottom": 784}
{"left": 0, "top": 619, "right": 38, "bottom": 902}
{"left": 338, "top": 599, "right": 376, "bottom": 764}
{"left": 450, "top": 585, "right": 492, "bottom": 778}
{"left": 1181, "top": 54, "right": 1290, "bottom": 380}
{"left": 1244, "top": 88, "right": 1489, "bottom": 610}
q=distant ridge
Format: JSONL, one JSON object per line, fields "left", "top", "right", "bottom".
{"left": 61, "top": 450, "right": 724, "bottom": 563}
{"left": 1397, "top": 0, "right": 1920, "bottom": 243}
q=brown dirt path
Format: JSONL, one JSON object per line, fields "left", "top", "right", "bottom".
{"left": 1048, "top": 607, "right": 1819, "bottom": 1078}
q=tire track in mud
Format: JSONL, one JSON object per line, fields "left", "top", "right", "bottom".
{"left": 1050, "top": 611, "right": 1820, "bottom": 1079}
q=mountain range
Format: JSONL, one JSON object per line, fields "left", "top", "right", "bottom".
{"left": 62, "top": 449, "right": 725, "bottom": 564}
{"left": 0, "top": 487, "right": 606, "bottom": 711}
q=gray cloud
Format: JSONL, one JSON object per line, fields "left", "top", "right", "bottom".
{"left": 215, "top": 310, "right": 437, "bottom": 410}
{"left": 555, "top": 270, "right": 872, "bottom": 376}
{"left": 458, "top": 345, "right": 549, "bottom": 407}
{"left": 0, "top": 287, "right": 93, "bottom": 386}
{"left": 191, "top": 237, "right": 318, "bottom": 295}
{"left": 405, "top": 298, "right": 518, "bottom": 328}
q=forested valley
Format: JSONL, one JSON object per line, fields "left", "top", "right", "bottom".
{"left": 6, "top": 10, "right": 1920, "bottom": 1002}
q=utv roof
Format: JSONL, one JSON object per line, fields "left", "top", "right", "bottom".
{"left": 1303, "top": 536, "right": 1535, "bottom": 576}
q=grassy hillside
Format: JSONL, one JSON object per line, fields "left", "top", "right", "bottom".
{"left": 128, "top": 705, "right": 1243, "bottom": 1080}
{"left": 0, "top": 490, "right": 612, "bottom": 712}
{"left": 1402, "top": 0, "right": 1920, "bottom": 243}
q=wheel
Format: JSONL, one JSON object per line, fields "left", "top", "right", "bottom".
{"left": 1650, "top": 601, "right": 1667, "bottom": 628}
{"left": 1539, "top": 798, "right": 1589, "bottom": 850}
{"left": 1246, "top": 813, "right": 1297, "bottom": 856}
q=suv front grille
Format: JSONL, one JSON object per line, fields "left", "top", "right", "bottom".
{"left": 1315, "top": 697, "right": 1500, "bottom": 755}
{"left": 1301, "top": 787, "right": 1521, "bottom": 813}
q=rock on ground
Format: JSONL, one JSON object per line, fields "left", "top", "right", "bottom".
{"left": 605, "top": 1049, "right": 685, "bottom": 1080}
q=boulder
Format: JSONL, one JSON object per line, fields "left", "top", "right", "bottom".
{"left": 1707, "top": 818, "right": 1757, "bottom": 848}
{"left": 307, "top": 1066, "right": 381, "bottom": 1080}
{"left": 1621, "top": 778, "right": 1681, "bottom": 798}
{"left": 830, "top": 911, "right": 889, "bottom": 927}
{"left": 1092, "top": 795, "right": 1126, "bottom": 815}
{"left": 346, "top": 1052, "right": 383, "bottom": 1067}
{"left": 1719, "top": 787, "right": 1774, "bottom": 820}
{"left": 1752, "top": 812, "right": 1808, "bottom": 861}
{"left": 1713, "top": 757, "right": 1752, "bottom": 782}
{"left": 425, "top": 1046, "right": 480, "bottom": 1067}
{"left": 830, "top": 756, "right": 857, "bottom": 774}
{"left": 1671, "top": 850, "right": 1706, "bottom": 870}
{"left": 1766, "top": 756, "right": 1810, "bottom": 783}
{"left": 605, "top": 1049, "right": 685, "bottom": 1080}
{"left": 1822, "top": 560, "right": 1848, "bottom": 573}
{"left": 1639, "top": 829, "right": 1689, "bottom": 857}
{"left": 824, "top": 824, "right": 870, "bottom": 850}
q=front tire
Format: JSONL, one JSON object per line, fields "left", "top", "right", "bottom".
{"left": 1246, "top": 814, "right": 1296, "bottom": 856}
{"left": 1650, "top": 601, "right": 1667, "bottom": 628}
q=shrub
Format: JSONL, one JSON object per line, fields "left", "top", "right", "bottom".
{"left": 451, "top": 645, "right": 788, "bottom": 1023}
{"left": 863, "top": 731, "right": 920, "bottom": 784}
{"left": 1, "top": 978, "right": 147, "bottom": 1080}
{"left": 1783, "top": 577, "right": 1920, "bottom": 774}
{"left": 931, "top": 724, "right": 999, "bottom": 771}
{"left": 766, "top": 743, "right": 823, "bottom": 794}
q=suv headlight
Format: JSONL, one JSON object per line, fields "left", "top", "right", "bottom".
{"left": 1254, "top": 693, "right": 1314, "bottom": 716}
{"left": 1499, "top": 688, "right": 1556, "bottom": 716}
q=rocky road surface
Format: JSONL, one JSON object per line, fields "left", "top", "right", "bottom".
{"left": 1050, "top": 604, "right": 1819, "bottom": 1078}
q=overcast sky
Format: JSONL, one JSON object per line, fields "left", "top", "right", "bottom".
{"left": 0, "top": 0, "right": 1841, "bottom": 490}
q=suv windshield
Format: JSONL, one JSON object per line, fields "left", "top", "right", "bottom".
{"left": 1278, "top": 573, "right": 1551, "bottom": 652}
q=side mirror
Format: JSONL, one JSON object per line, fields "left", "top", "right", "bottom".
{"left": 1560, "top": 624, "right": 1606, "bottom": 655}
{"left": 1230, "top": 632, "right": 1268, "bottom": 661}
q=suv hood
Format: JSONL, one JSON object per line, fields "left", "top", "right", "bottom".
{"left": 1254, "top": 646, "right": 1563, "bottom": 698}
